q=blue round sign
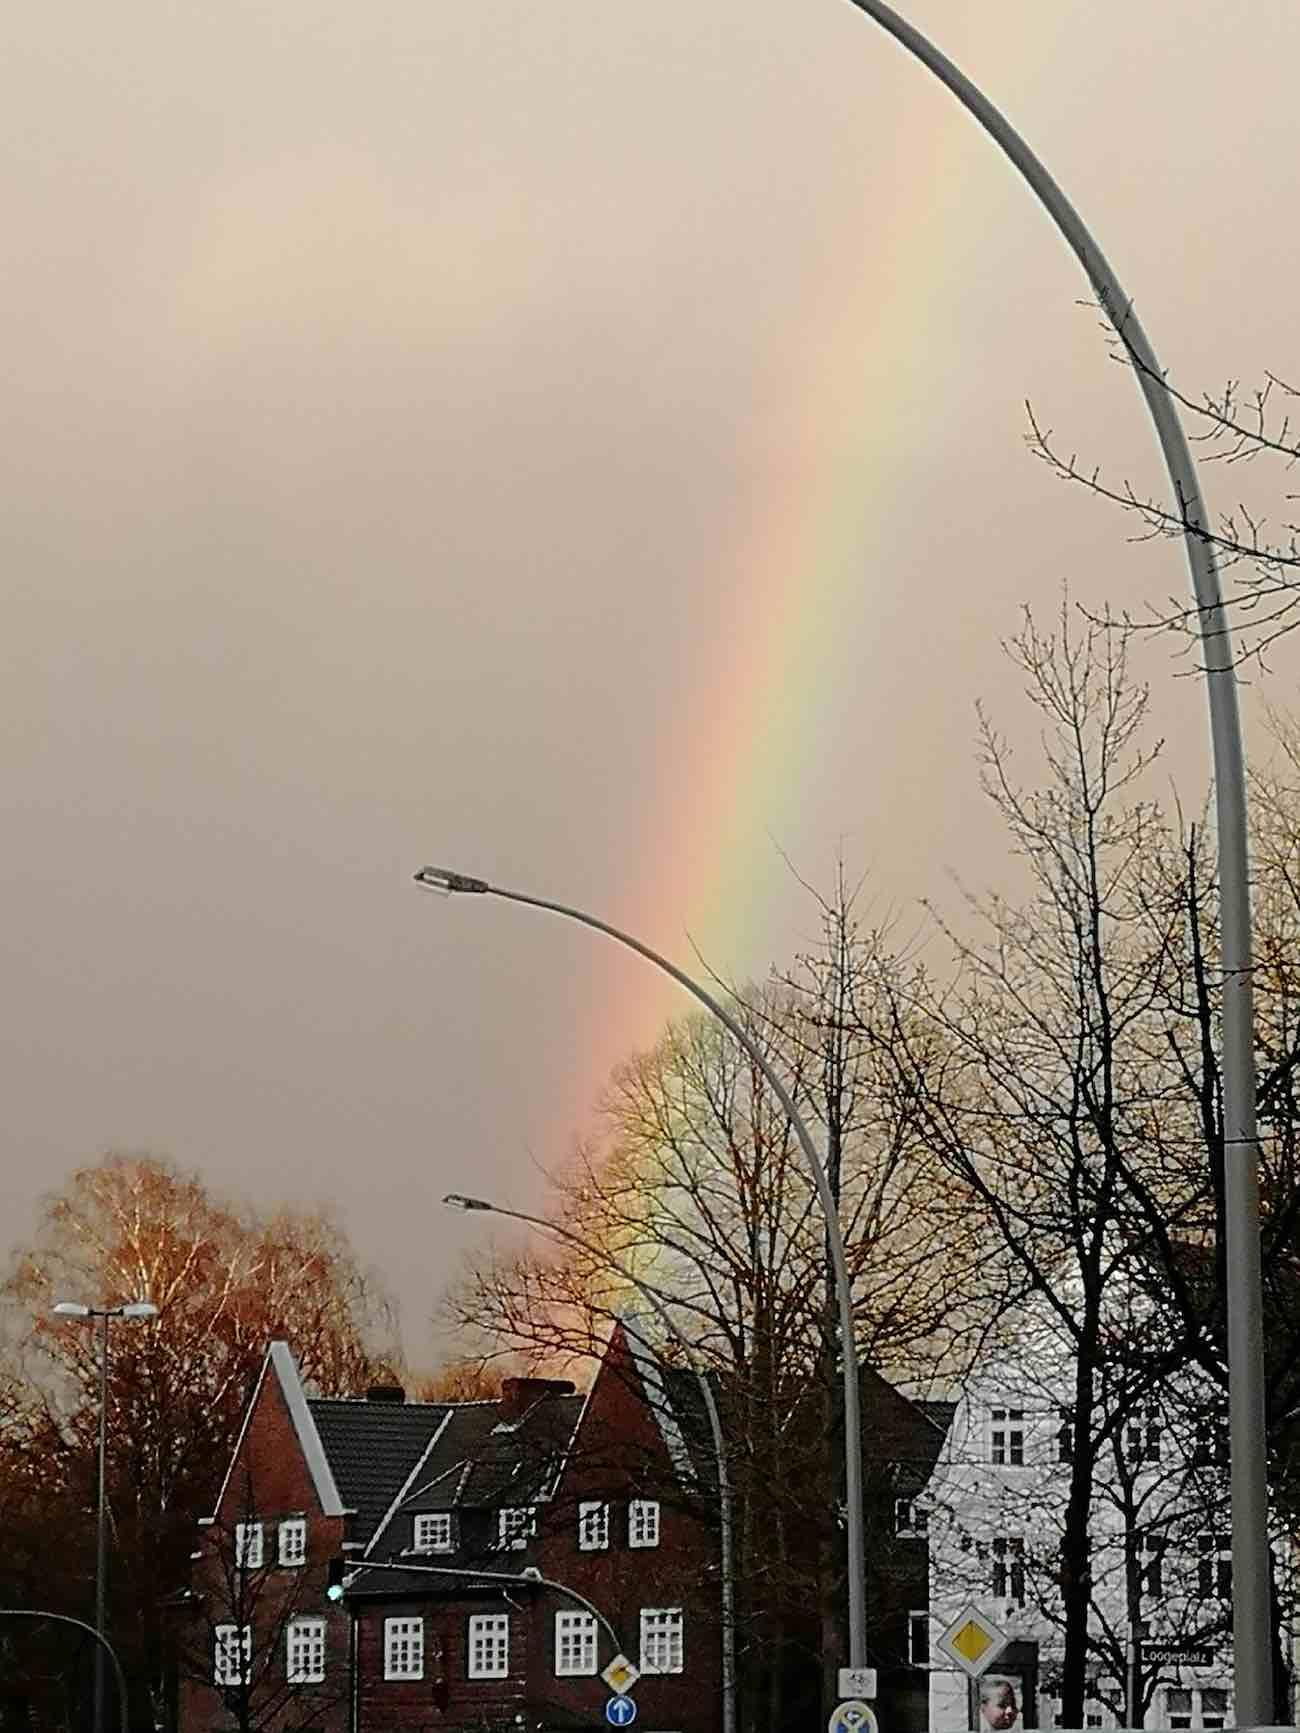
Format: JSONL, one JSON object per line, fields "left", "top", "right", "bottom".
{"left": 605, "top": 1696, "right": 638, "bottom": 1727}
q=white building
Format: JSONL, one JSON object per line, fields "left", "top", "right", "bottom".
{"left": 920, "top": 1303, "right": 1239, "bottom": 1732}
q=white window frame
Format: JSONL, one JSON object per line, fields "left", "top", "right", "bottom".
{"left": 555, "top": 1609, "right": 598, "bottom": 1676}
{"left": 234, "top": 1521, "right": 263, "bottom": 1569}
{"left": 989, "top": 1407, "right": 1025, "bottom": 1467}
{"left": 413, "top": 1511, "right": 455, "bottom": 1553}
{"left": 1165, "top": 1685, "right": 1230, "bottom": 1730}
{"left": 468, "top": 1612, "right": 510, "bottom": 1679}
{"left": 908, "top": 1611, "right": 931, "bottom": 1667}
{"left": 640, "top": 1606, "right": 684, "bottom": 1675}
{"left": 384, "top": 1616, "right": 425, "bottom": 1681}
{"left": 277, "top": 1516, "right": 307, "bottom": 1567}
{"left": 992, "top": 1534, "right": 1026, "bottom": 1605}
{"left": 497, "top": 1506, "right": 536, "bottom": 1550}
{"left": 285, "top": 1616, "right": 326, "bottom": 1684}
{"left": 894, "top": 1498, "right": 928, "bottom": 1537}
{"left": 629, "top": 1499, "right": 661, "bottom": 1549}
{"left": 578, "top": 1501, "right": 609, "bottom": 1551}
{"left": 214, "top": 1623, "right": 250, "bottom": 1686}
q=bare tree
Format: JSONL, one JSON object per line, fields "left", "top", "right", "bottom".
{"left": 1026, "top": 330, "right": 1300, "bottom": 662}
{"left": 0, "top": 1152, "right": 400, "bottom": 1728}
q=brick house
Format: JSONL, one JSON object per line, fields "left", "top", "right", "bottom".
{"left": 177, "top": 1321, "right": 723, "bottom": 1733}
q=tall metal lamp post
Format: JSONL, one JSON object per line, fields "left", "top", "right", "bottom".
{"left": 53, "top": 1299, "right": 159, "bottom": 1733}
{"left": 414, "top": 864, "right": 870, "bottom": 1675}
{"left": 443, "top": 1188, "right": 738, "bottom": 1733}
{"left": 829, "top": 3, "right": 1267, "bottom": 1719}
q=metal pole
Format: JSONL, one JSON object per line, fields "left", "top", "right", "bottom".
{"left": 95, "top": 1308, "right": 110, "bottom": 1733}
{"left": 447, "top": 1195, "right": 738, "bottom": 1733}
{"left": 0, "top": 1608, "right": 129, "bottom": 1733}
{"left": 836, "top": 2, "right": 1268, "bottom": 1718}
{"left": 419, "top": 872, "right": 869, "bottom": 1671}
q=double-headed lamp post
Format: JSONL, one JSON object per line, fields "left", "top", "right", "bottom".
{"left": 415, "top": 864, "right": 869, "bottom": 1675}
{"left": 52, "top": 1299, "right": 158, "bottom": 1733}
{"left": 443, "top": 1189, "right": 738, "bottom": 1733}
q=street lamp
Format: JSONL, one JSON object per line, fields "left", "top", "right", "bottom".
{"left": 832, "top": 3, "right": 1267, "bottom": 1720}
{"left": 53, "top": 1298, "right": 159, "bottom": 1733}
{"left": 443, "top": 1189, "right": 738, "bottom": 1733}
{"left": 415, "top": 864, "right": 870, "bottom": 1674}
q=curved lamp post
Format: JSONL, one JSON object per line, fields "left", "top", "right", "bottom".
{"left": 52, "top": 1299, "right": 158, "bottom": 1733}
{"left": 414, "top": 864, "right": 870, "bottom": 1673}
{"left": 443, "top": 1189, "right": 737, "bottom": 1733}
{"left": 835, "top": 2, "right": 1266, "bottom": 1717}
{"left": 0, "top": 1609, "right": 130, "bottom": 1733}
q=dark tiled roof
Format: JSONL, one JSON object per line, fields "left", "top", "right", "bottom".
{"left": 307, "top": 1397, "right": 451, "bottom": 1543}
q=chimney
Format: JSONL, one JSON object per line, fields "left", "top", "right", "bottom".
{"left": 498, "top": 1377, "right": 575, "bottom": 1424}
{"left": 366, "top": 1383, "right": 406, "bottom": 1404}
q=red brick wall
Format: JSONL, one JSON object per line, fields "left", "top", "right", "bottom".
{"left": 178, "top": 1360, "right": 351, "bottom": 1733}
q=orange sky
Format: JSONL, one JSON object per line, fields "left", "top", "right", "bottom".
{"left": 3, "top": 0, "right": 1299, "bottom": 1357}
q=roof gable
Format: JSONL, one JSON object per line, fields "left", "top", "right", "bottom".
{"left": 211, "top": 1340, "right": 346, "bottom": 1520}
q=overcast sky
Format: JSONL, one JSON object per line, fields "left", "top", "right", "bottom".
{"left": 4, "top": 0, "right": 1299, "bottom": 1364}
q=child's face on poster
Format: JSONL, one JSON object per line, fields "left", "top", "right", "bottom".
{"left": 980, "top": 1678, "right": 1021, "bottom": 1731}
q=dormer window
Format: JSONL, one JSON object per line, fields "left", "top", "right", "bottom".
{"left": 414, "top": 1512, "right": 454, "bottom": 1553}
{"left": 578, "top": 1501, "right": 609, "bottom": 1551}
{"left": 498, "top": 1506, "right": 536, "bottom": 1549}
{"left": 629, "top": 1500, "right": 660, "bottom": 1549}
{"left": 278, "top": 1517, "right": 307, "bottom": 1566}
{"left": 234, "top": 1522, "right": 263, "bottom": 1569}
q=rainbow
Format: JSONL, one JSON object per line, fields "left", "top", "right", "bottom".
{"left": 556, "top": 7, "right": 1062, "bottom": 1151}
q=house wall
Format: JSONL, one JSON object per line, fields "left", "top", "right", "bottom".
{"left": 178, "top": 1363, "right": 350, "bottom": 1733}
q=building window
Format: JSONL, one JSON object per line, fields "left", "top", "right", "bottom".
{"left": 468, "top": 1613, "right": 510, "bottom": 1679}
{"left": 277, "top": 1517, "right": 307, "bottom": 1567}
{"left": 234, "top": 1522, "right": 263, "bottom": 1569}
{"left": 908, "top": 1612, "right": 930, "bottom": 1667}
{"left": 1166, "top": 1686, "right": 1229, "bottom": 1730}
{"left": 629, "top": 1500, "right": 661, "bottom": 1548}
{"left": 990, "top": 1408, "right": 1025, "bottom": 1466}
{"left": 285, "top": 1617, "right": 326, "bottom": 1684}
{"left": 384, "top": 1616, "right": 424, "bottom": 1680}
{"left": 578, "top": 1500, "right": 609, "bottom": 1550}
{"left": 895, "top": 1499, "right": 928, "bottom": 1537}
{"left": 1192, "top": 1409, "right": 1229, "bottom": 1468}
{"left": 1137, "top": 1532, "right": 1164, "bottom": 1598}
{"left": 1125, "top": 1405, "right": 1162, "bottom": 1465}
{"left": 214, "top": 1624, "right": 250, "bottom": 1686}
{"left": 555, "top": 1610, "right": 598, "bottom": 1676}
{"left": 992, "top": 1535, "right": 1026, "bottom": 1604}
{"left": 497, "top": 1506, "right": 536, "bottom": 1549}
{"left": 1057, "top": 1407, "right": 1074, "bottom": 1463}
{"left": 1197, "top": 1533, "right": 1231, "bottom": 1599}
{"left": 640, "top": 1608, "right": 684, "bottom": 1674}
{"left": 413, "top": 1512, "right": 454, "bottom": 1553}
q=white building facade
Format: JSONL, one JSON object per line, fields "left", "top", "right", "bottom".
{"left": 920, "top": 1307, "right": 1242, "bottom": 1733}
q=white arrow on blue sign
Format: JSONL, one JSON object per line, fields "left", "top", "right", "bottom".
{"left": 605, "top": 1696, "right": 638, "bottom": 1727}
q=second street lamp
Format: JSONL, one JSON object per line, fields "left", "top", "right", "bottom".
{"left": 52, "top": 1298, "right": 158, "bottom": 1733}
{"left": 442, "top": 1188, "right": 738, "bottom": 1733}
{"left": 414, "top": 863, "right": 870, "bottom": 1673}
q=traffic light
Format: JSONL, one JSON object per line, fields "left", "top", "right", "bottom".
{"left": 326, "top": 1557, "right": 347, "bottom": 1602}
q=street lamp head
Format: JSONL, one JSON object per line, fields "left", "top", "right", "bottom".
{"left": 413, "top": 865, "right": 491, "bottom": 896}
{"left": 120, "top": 1302, "right": 158, "bottom": 1319}
{"left": 52, "top": 1301, "right": 92, "bottom": 1317}
{"left": 443, "top": 1192, "right": 495, "bottom": 1213}
{"left": 519, "top": 1566, "right": 542, "bottom": 1582}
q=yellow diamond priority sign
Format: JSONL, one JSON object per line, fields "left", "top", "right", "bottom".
{"left": 935, "top": 1603, "right": 1011, "bottom": 1678}
{"left": 601, "top": 1654, "right": 640, "bottom": 1695}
